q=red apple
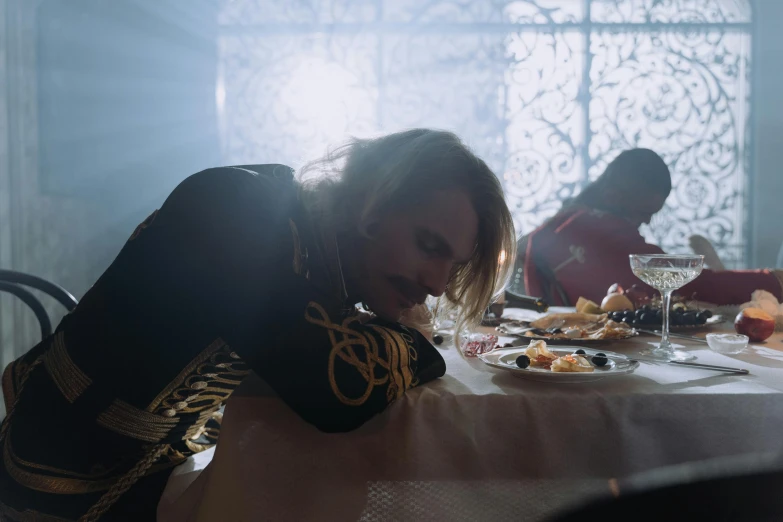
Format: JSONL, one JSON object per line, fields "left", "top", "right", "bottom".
{"left": 734, "top": 308, "right": 775, "bottom": 342}
{"left": 607, "top": 283, "right": 624, "bottom": 295}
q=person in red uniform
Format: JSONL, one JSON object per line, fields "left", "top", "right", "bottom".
{"left": 522, "top": 148, "right": 783, "bottom": 306}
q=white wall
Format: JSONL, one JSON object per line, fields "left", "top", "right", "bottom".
{"left": 0, "top": 0, "right": 221, "bottom": 372}
{"left": 752, "top": 0, "right": 783, "bottom": 268}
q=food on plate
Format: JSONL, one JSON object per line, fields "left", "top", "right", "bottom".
{"left": 607, "top": 304, "right": 713, "bottom": 327}
{"left": 734, "top": 307, "right": 775, "bottom": 342}
{"left": 523, "top": 340, "right": 558, "bottom": 368}
{"left": 586, "top": 320, "right": 635, "bottom": 340}
{"left": 518, "top": 312, "right": 636, "bottom": 340}
{"left": 513, "top": 341, "right": 611, "bottom": 373}
{"left": 601, "top": 293, "right": 635, "bottom": 312}
{"left": 529, "top": 312, "right": 605, "bottom": 330}
{"left": 576, "top": 296, "right": 603, "bottom": 315}
{"left": 551, "top": 354, "right": 594, "bottom": 373}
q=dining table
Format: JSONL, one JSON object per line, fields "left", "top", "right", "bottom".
{"left": 157, "top": 307, "right": 783, "bottom": 521}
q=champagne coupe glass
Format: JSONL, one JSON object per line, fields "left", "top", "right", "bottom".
{"left": 629, "top": 254, "right": 704, "bottom": 362}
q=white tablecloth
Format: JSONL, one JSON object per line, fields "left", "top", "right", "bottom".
{"left": 158, "top": 311, "right": 783, "bottom": 521}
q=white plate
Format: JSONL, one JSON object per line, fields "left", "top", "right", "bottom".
{"left": 495, "top": 322, "right": 637, "bottom": 344}
{"left": 478, "top": 346, "right": 640, "bottom": 383}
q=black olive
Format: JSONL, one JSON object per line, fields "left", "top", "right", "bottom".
{"left": 623, "top": 316, "right": 634, "bottom": 324}
{"left": 634, "top": 309, "right": 645, "bottom": 319}
{"left": 655, "top": 309, "right": 663, "bottom": 322}
{"left": 612, "top": 311, "right": 624, "bottom": 322}
{"left": 574, "top": 349, "right": 586, "bottom": 355}
{"left": 702, "top": 310, "right": 713, "bottom": 319}
{"left": 433, "top": 334, "right": 444, "bottom": 345}
{"left": 592, "top": 355, "right": 608, "bottom": 367}
{"left": 639, "top": 312, "right": 652, "bottom": 324}
{"left": 682, "top": 312, "right": 697, "bottom": 325}
{"left": 623, "top": 310, "right": 634, "bottom": 319}
{"left": 595, "top": 352, "right": 606, "bottom": 357}
{"left": 516, "top": 355, "right": 531, "bottom": 369}
{"left": 695, "top": 311, "right": 708, "bottom": 324}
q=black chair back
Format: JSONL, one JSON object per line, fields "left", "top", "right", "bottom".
{"left": 549, "top": 453, "right": 783, "bottom": 522}
{"left": 0, "top": 269, "right": 78, "bottom": 340}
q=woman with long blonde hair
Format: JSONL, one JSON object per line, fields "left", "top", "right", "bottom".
{"left": 0, "top": 128, "right": 515, "bottom": 521}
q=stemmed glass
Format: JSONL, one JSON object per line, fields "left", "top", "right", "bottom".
{"left": 629, "top": 254, "right": 704, "bottom": 362}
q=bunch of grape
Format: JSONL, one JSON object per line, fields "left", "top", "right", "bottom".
{"left": 608, "top": 304, "right": 713, "bottom": 327}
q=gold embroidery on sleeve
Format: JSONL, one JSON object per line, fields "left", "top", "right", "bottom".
{"left": 304, "top": 302, "right": 418, "bottom": 407}
{"left": 3, "top": 437, "right": 120, "bottom": 479}
{"left": 149, "top": 341, "right": 248, "bottom": 417}
{"left": 42, "top": 332, "right": 92, "bottom": 403}
{"left": 0, "top": 356, "right": 43, "bottom": 443}
{"left": 143, "top": 338, "right": 248, "bottom": 452}
{"left": 368, "top": 326, "right": 416, "bottom": 401}
{"left": 3, "top": 433, "right": 116, "bottom": 494}
{"left": 3, "top": 431, "right": 184, "bottom": 498}
{"left": 0, "top": 498, "right": 73, "bottom": 522}
{"left": 146, "top": 338, "right": 228, "bottom": 412}
{"left": 96, "top": 400, "right": 177, "bottom": 443}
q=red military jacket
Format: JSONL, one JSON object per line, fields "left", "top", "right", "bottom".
{"left": 524, "top": 206, "right": 782, "bottom": 306}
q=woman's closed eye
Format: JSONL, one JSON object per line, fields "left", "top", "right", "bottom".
{"left": 416, "top": 234, "right": 442, "bottom": 256}
{"left": 416, "top": 229, "right": 453, "bottom": 259}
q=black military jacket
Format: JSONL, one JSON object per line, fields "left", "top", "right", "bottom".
{"left": 0, "top": 165, "right": 446, "bottom": 521}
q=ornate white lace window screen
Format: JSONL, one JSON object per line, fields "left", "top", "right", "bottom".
{"left": 217, "top": 0, "right": 752, "bottom": 270}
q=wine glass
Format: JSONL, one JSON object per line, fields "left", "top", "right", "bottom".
{"left": 629, "top": 254, "right": 704, "bottom": 362}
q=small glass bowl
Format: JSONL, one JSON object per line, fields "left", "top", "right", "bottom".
{"left": 706, "top": 333, "right": 749, "bottom": 355}
{"left": 460, "top": 333, "right": 499, "bottom": 357}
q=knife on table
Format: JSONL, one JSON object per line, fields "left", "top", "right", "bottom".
{"left": 635, "top": 328, "right": 709, "bottom": 344}
{"left": 628, "top": 358, "right": 750, "bottom": 374}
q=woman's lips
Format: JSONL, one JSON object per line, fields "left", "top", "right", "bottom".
{"left": 395, "top": 288, "right": 416, "bottom": 309}
{"left": 389, "top": 277, "right": 426, "bottom": 309}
